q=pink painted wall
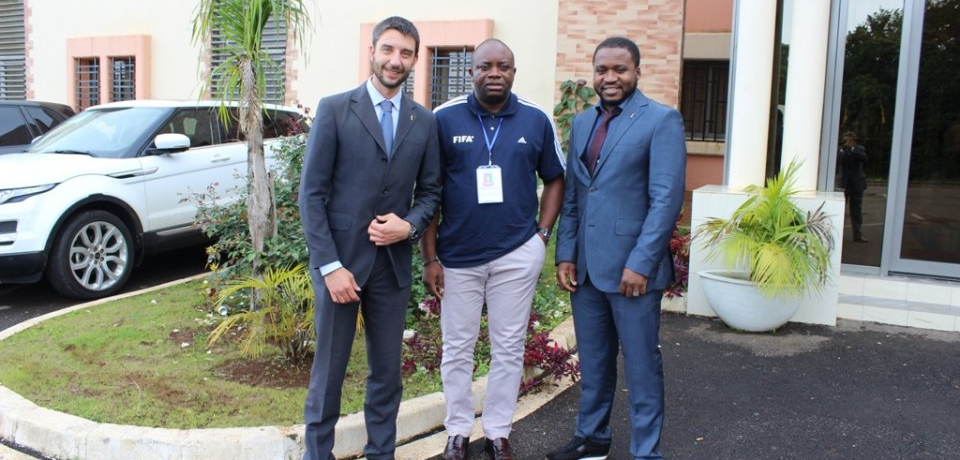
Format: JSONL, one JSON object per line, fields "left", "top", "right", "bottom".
{"left": 685, "top": 0, "right": 733, "bottom": 33}
{"left": 686, "top": 154, "right": 724, "bottom": 190}
{"left": 66, "top": 35, "right": 152, "bottom": 111}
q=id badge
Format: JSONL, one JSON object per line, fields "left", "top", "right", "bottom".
{"left": 476, "top": 165, "right": 504, "bottom": 204}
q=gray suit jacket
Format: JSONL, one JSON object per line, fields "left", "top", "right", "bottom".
{"left": 555, "top": 90, "right": 686, "bottom": 293}
{"left": 300, "top": 84, "right": 442, "bottom": 288}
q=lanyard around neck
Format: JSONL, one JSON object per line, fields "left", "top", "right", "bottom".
{"left": 477, "top": 115, "right": 503, "bottom": 166}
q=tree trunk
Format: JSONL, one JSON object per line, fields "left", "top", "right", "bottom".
{"left": 240, "top": 58, "right": 277, "bottom": 311}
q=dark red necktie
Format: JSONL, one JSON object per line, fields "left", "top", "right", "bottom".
{"left": 586, "top": 108, "right": 620, "bottom": 176}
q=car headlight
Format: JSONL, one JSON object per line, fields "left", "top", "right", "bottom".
{"left": 0, "top": 184, "right": 57, "bottom": 204}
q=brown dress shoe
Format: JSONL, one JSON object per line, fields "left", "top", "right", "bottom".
{"left": 443, "top": 435, "right": 469, "bottom": 460}
{"left": 485, "top": 437, "right": 514, "bottom": 460}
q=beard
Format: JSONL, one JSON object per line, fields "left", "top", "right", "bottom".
{"left": 372, "top": 62, "right": 411, "bottom": 89}
{"left": 599, "top": 86, "right": 636, "bottom": 108}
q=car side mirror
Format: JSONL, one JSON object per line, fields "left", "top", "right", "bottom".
{"left": 147, "top": 133, "right": 191, "bottom": 155}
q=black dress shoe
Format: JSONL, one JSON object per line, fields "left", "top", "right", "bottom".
{"left": 443, "top": 435, "right": 469, "bottom": 460}
{"left": 485, "top": 437, "right": 514, "bottom": 460}
{"left": 854, "top": 236, "right": 869, "bottom": 243}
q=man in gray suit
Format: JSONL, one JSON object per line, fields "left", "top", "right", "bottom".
{"left": 550, "top": 37, "right": 686, "bottom": 460}
{"left": 299, "top": 16, "right": 441, "bottom": 460}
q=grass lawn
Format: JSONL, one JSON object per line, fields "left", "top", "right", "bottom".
{"left": 0, "top": 244, "right": 570, "bottom": 430}
{"left": 0, "top": 280, "right": 443, "bottom": 429}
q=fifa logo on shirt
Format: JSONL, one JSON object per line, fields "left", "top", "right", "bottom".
{"left": 453, "top": 135, "right": 474, "bottom": 144}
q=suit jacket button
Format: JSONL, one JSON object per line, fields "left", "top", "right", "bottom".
{"left": 589, "top": 187, "right": 597, "bottom": 192}
{"left": 382, "top": 189, "right": 389, "bottom": 195}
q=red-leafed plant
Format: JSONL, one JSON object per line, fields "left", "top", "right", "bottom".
{"left": 666, "top": 214, "right": 691, "bottom": 299}
{"left": 401, "top": 296, "right": 579, "bottom": 394}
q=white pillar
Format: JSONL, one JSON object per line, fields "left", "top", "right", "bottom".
{"left": 780, "top": 0, "right": 832, "bottom": 190}
{"left": 725, "top": 0, "right": 778, "bottom": 189}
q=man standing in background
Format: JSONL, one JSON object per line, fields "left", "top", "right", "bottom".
{"left": 838, "top": 131, "right": 868, "bottom": 243}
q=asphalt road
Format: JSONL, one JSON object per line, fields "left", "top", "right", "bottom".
{"left": 0, "top": 245, "right": 209, "bottom": 332}
{"left": 428, "top": 313, "right": 960, "bottom": 460}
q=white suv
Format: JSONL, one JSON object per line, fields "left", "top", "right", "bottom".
{"left": 0, "top": 100, "right": 308, "bottom": 299}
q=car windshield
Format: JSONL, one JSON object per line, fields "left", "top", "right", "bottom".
{"left": 28, "top": 107, "right": 170, "bottom": 158}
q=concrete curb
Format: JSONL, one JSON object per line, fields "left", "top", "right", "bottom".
{"left": 0, "top": 276, "right": 578, "bottom": 460}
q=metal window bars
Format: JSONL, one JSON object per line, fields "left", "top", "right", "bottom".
{"left": 76, "top": 57, "right": 100, "bottom": 110}
{"left": 430, "top": 47, "right": 473, "bottom": 109}
{"left": 111, "top": 56, "right": 135, "bottom": 102}
{"left": 681, "top": 60, "right": 728, "bottom": 142}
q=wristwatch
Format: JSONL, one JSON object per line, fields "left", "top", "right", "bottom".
{"left": 537, "top": 227, "right": 552, "bottom": 240}
{"left": 407, "top": 221, "right": 419, "bottom": 241}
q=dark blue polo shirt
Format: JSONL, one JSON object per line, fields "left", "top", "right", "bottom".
{"left": 433, "top": 93, "right": 565, "bottom": 268}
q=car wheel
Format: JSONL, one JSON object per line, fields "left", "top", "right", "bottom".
{"left": 47, "top": 210, "right": 134, "bottom": 299}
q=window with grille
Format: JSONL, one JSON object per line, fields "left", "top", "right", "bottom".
{"left": 401, "top": 66, "right": 414, "bottom": 96}
{"left": 0, "top": 0, "right": 26, "bottom": 100}
{"left": 76, "top": 57, "right": 100, "bottom": 110}
{"left": 681, "top": 60, "right": 729, "bottom": 142}
{"left": 430, "top": 47, "right": 473, "bottom": 109}
{"left": 111, "top": 56, "right": 135, "bottom": 102}
{"left": 211, "top": 15, "right": 286, "bottom": 104}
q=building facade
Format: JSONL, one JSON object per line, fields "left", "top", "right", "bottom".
{"left": 6, "top": 0, "right": 721, "bottom": 189}
{"left": 688, "top": 0, "right": 960, "bottom": 332}
{"left": 6, "top": 0, "right": 956, "bottom": 330}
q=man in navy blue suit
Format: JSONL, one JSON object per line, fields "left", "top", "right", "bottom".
{"left": 550, "top": 36, "right": 686, "bottom": 460}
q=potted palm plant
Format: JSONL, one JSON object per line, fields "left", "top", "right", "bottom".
{"left": 693, "top": 161, "right": 835, "bottom": 331}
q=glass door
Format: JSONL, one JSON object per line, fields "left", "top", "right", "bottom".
{"left": 834, "top": 0, "right": 905, "bottom": 267}
{"left": 888, "top": 0, "right": 960, "bottom": 278}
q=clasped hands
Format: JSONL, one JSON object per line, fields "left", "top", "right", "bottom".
{"left": 368, "top": 213, "right": 411, "bottom": 246}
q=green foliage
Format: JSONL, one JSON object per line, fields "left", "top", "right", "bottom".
{"left": 192, "top": 0, "right": 311, "bottom": 118}
{"left": 193, "top": 135, "right": 309, "bottom": 273}
{"left": 207, "top": 264, "right": 315, "bottom": 362}
{"left": 553, "top": 79, "right": 596, "bottom": 152}
{"left": 694, "top": 162, "right": 835, "bottom": 299}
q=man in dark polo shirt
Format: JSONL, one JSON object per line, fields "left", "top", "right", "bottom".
{"left": 420, "top": 38, "right": 565, "bottom": 460}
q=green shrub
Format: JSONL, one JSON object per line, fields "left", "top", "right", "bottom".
{"left": 207, "top": 264, "right": 314, "bottom": 362}
{"left": 192, "top": 135, "right": 309, "bottom": 274}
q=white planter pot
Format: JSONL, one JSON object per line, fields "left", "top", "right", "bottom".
{"left": 698, "top": 270, "right": 801, "bottom": 332}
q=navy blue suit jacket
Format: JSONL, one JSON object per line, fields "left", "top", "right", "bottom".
{"left": 555, "top": 90, "right": 686, "bottom": 293}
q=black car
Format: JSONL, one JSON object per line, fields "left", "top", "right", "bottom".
{"left": 0, "top": 100, "right": 76, "bottom": 154}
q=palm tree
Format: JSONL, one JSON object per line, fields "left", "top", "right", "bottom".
{"left": 192, "top": 0, "right": 311, "bottom": 304}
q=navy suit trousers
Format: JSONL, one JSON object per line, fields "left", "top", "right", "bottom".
{"left": 303, "top": 248, "right": 409, "bottom": 460}
{"left": 572, "top": 277, "right": 665, "bottom": 460}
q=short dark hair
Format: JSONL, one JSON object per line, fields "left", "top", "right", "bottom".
{"left": 372, "top": 16, "right": 421, "bottom": 55}
{"left": 593, "top": 37, "right": 641, "bottom": 67}
{"left": 842, "top": 131, "right": 857, "bottom": 141}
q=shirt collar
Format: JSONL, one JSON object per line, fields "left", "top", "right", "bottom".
{"left": 365, "top": 78, "right": 402, "bottom": 111}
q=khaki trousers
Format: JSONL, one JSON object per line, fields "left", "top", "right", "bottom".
{"left": 440, "top": 234, "right": 546, "bottom": 439}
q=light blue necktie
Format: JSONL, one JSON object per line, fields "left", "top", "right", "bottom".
{"left": 379, "top": 99, "right": 394, "bottom": 158}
